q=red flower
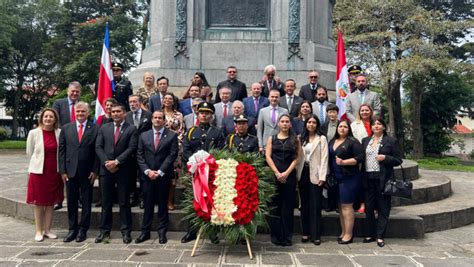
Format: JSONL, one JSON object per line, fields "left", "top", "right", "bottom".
{"left": 232, "top": 162, "right": 259, "bottom": 225}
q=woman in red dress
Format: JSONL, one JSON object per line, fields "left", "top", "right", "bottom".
{"left": 26, "top": 108, "right": 63, "bottom": 242}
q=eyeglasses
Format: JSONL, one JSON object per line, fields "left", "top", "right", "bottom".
{"left": 192, "top": 104, "right": 199, "bottom": 107}
{"left": 228, "top": 71, "right": 236, "bottom": 73}
{"left": 310, "top": 76, "right": 319, "bottom": 79}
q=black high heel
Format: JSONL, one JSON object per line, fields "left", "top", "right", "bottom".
{"left": 338, "top": 236, "right": 353, "bottom": 244}
{"left": 377, "top": 239, "right": 385, "bottom": 247}
{"left": 363, "top": 237, "right": 376, "bottom": 243}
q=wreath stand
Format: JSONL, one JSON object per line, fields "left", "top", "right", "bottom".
{"left": 190, "top": 227, "right": 254, "bottom": 259}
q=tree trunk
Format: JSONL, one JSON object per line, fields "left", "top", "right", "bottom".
{"left": 391, "top": 72, "right": 404, "bottom": 156}
{"left": 10, "top": 83, "right": 21, "bottom": 139}
{"left": 411, "top": 76, "right": 424, "bottom": 159}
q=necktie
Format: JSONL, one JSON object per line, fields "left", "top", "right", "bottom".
{"left": 223, "top": 104, "right": 227, "bottom": 117}
{"left": 70, "top": 102, "right": 75, "bottom": 122}
{"left": 114, "top": 124, "right": 120, "bottom": 145}
{"left": 78, "top": 123, "right": 83, "bottom": 143}
{"left": 288, "top": 96, "right": 293, "bottom": 112}
{"left": 254, "top": 98, "right": 259, "bottom": 113}
{"left": 311, "top": 84, "right": 316, "bottom": 90}
{"left": 319, "top": 103, "right": 325, "bottom": 124}
{"left": 271, "top": 107, "right": 276, "bottom": 125}
{"left": 195, "top": 116, "right": 200, "bottom": 126}
{"left": 133, "top": 111, "right": 139, "bottom": 128}
{"left": 268, "top": 80, "right": 272, "bottom": 91}
{"left": 154, "top": 131, "right": 161, "bottom": 150}
{"left": 359, "top": 90, "right": 365, "bottom": 104}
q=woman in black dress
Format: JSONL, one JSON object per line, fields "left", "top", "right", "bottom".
{"left": 328, "top": 119, "right": 363, "bottom": 244}
{"left": 265, "top": 114, "right": 301, "bottom": 246}
{"left": 362, "top": 116, "right": 402, "bottom": 247}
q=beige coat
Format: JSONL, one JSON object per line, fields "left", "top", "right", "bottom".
{"left": 351, "top": 120, "right": 369, "bottom": 143}
{"left": 26, "top": 128, "right": 61, "bottom": 174}
{"left": 296, "top": 135, "right": 329, "bottom": 184}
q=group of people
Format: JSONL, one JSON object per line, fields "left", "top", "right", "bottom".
{"left": 25, "top": 63, "right": 401, "bottom": 248}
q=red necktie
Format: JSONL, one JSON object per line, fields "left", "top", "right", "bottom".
{"left": 70, "top": 102, "right": 76, "bottom": 122}
{"left": 114, "top": 124, "right": 120, "bottom": 145}
{"left": 154, "top": 131, "right": 161, "bottom": 150}
{"left": 195, "top": 117, "right": 200, "bottom": 126}
{"left": 223, "top": 104, "right": 227, "bottom": 117}
{"left": 78, "top": 123, "right": 83, "bottom": 143}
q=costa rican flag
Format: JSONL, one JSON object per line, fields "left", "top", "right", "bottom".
{"left": 335, "top": 30, "right": 350, "bottom": 120}
{"left": 95, "top": 23, "right": 114, "bottom": 125}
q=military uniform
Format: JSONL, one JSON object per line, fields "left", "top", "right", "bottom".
{"left": 225, "top": 133, "right": 258, "bottom": 153}
{"left": 112, "top": 63, "right": 133, "bottom": 111}
{"left": 183, "top": 124, "right": 225, "bottom": 162}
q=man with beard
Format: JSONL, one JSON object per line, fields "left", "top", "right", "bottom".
{"left": 345, "top": 74, "right": 381, "bottom": 122}
{"left": 311, "top": 86, "right": 330, "bottom": 125}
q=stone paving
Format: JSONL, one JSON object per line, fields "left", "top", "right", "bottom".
{"left": 0, "top": 214, "right": 473, "bottom": 266}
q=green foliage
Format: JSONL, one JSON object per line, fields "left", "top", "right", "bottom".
{"left": 0, "top": 140, "right": 26, "bottom": 149}
{"left": 416, "top": 156, "right": 474, "bottom": 172}
{"left": 180, "top": 149, "right": 276, "bottom": 244}
{"left": 0, "top": 127, "right": 7, "bottom": 141}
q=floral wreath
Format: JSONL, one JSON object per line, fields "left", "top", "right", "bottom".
{"left": 181, "top": 149, "right": 275, "bottom": 244}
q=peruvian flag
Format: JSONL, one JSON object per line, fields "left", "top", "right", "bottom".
{"left": 335, "top": 30, "right": 350, "bottom": 120}
{"left": 94, "top": 23, "right": 114, "bottom": 125}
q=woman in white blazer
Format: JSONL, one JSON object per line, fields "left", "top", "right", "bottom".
{"left": 351, "top": 104, "right": 373, "bottom": 143}
{"left": 296, "top": 114, "right": 328, "bottom": 245}
{"left": 26, "top": 108, "right": 62, "bottom": 242}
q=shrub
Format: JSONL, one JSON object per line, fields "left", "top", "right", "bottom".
{"left": 0, "top": 127, "right": 8, "bottom": 141}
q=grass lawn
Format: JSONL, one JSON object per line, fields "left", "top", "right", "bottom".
{"left": 416, "top": 157, "right": 474, "bottom": 172}
{"left": 0, "top": 140, "right": 26, "bottom": 149}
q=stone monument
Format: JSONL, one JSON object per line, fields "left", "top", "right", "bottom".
{"left": 130, "top": 0, "right": 336, "bottom": 92}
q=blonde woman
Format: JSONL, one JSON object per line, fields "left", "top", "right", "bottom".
{"left": 136, "top": 72, "right": 156, "bottom": 110}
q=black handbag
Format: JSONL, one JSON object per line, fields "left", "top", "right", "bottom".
{"left": 326, "top": 173, "right": 338, "bottom": 188}
{"left": 383, "top": 166, "right": 412, "bottom": 199}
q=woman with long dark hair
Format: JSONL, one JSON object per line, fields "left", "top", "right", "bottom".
{"left": 292, "top": 100, "right": 313, "bottom": 136}
{"left": 296, "top": 114, "right": 328, "bottom": 245}
{"left": 362, "top": 116, "right": 402, "bottom": 247}
{"left": 328, "top": 119, "right": 363, "bottom": 244}
{"left": 183, "top": 72, "right": 213, "bottom": 102}
{"left": 265, "top": 114, "right": 300, "bottom": 246}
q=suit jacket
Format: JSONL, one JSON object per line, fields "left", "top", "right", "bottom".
{"left": 221, "top": 115, "right": 257, "bottom": 136}
{"left": 137, "top": 128, "right": 178, "bottom": 178}
{"left": 243, "top": 96, "right": 269, "bottom": 120}
{"left": 178, "top": 98, "right": 193, "bottom": 116}
{"left": 256, "top": 106, "right": 289, "bottom": 148}
{"left": 26, "top": 128, "right": 61, "bottom": 174}
{"left": 299, "top": 83, "right": 322, "bottom": 102}
{"left": 260, "top": 79, "right": 285, "bottom": 97}
{"left": 125, "top": 109, "right": 152, "bottom": 135}
{"left": 215, "top": 79, "right": 247, "bottom": 102}
{"left": 345, "top": 89, "right": 381, "bottom": 122}
{"left": 58, "top": 121, "right": 99, "bottom": 178}
{"left": 279, "top": 95, "right": 302, "bottom": 118}
{"left": 296, "top": 135, "right": 329, "bottom": 184}
{"left": 183, "top": 112, "right": 197, "bottom": 131}
{"left": 52, "top": 98, "right": 72, "bottom": 126}
{"left": 361, "top": 135, "right": 402, "bottom": 183}
{"left": 214, "top": 101, "right": 233, "bottom": 128}
{"left": 312, "top": 100, "right": 330, "bottom": 124}
{"left": 95, "top": 121, "right": 138, "bottom": 176}
{"left": 148, "top": 94, "right": 162, "bottom": 113}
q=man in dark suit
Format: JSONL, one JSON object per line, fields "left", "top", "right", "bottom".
{"left": 59, "top": 102, "right": 98, "bottom": 243}
{"left": 260, "top": 65, "right": 285, "bottom": 97}
{"left": 179, "top": 85, "right": 200, "bottom": 116}
{"left": 243, "top": 83, "right": 269, "bottom": 123}
{"left": 222, "top": 100, "right": 256, "bottom": 136}
{"left": 215, "top": 66, "right": 247, "bottom": 103}
{"left": 299, "top": 70, "right": 322, "bottom": 102}
{"left": 95, "top": 103, "right": 138, "bottom": 244}
{"left": 149, "top": 76, "right": 169, "bottom": 113}
{"left": 125, "top": 95, "right": 152, "bottom": 208}
{"left": 134, "top": 110, "right": 178, "bottom": 244}
{"left": 311, "top": 86, "right": 330, "bottom": 124}
{"left": 112, "top": 63, "right": 133, "bottom": 111}
{"left": 278, "top": 79, "right": 302, "bottom": 118}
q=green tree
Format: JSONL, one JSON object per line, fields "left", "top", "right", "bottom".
{"left": 333, "top": 0, "right": 472, "bottom": 156}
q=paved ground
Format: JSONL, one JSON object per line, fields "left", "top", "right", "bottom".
{"left": 0, "top": 213, "right": 473, "bottom": 266}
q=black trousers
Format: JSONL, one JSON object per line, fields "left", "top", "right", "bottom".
{"left": 298, "top": 166, "right": 323, "bottom": 240}
{"left": 365, "top": 177, "right": 392, "bottom": 239}
{"left": 140, "top": 175, "right": 170, "bottom": 234}
{"left": 99, "top": 173, "right": 132, "bottom": 234}
{"left": 269, "top": 173, "right": 296, "bottom": 244}
{"left": 66, "top": 173, "right": 93, "bottom": 232}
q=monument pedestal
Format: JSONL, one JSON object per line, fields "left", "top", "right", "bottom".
{"left": 130, "top": 0, "right": 336, "bottom": 91}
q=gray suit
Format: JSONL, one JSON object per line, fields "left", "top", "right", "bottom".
{"left": 279, "top": 95, "right": 302, "bottom": 118}
{"left": 183, "top": 113, "right": 197, "bottom": 131}
{"left": 345, "top": 89, "right": 381, "bottom": 122}
{"left": 312, "top": 100, "right": 330, "bottom": 124}
{"left": 214, "top": 101, "right": 233, "bottom": 128}
{"left": 52, "top": 98, "right": 73, "bottom": 126}
{"left": 257, "top": 106, "right": 289, "bottom": 148}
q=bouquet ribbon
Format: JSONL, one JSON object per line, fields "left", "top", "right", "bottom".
{"left": 187, "top": 150, "right": 215, "bottom": 213}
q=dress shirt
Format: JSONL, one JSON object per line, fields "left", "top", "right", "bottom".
{"left": 144, "top": 127, "right": 165, "bottom": 177}
{"left": 365, "top": 136, "right": 383, "bottom": 172}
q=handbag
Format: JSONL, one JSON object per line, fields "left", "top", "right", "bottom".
{"left": 326, "top": 172, "right": 338, "bottom": 188}
{"left": 383, "top": 165, "right": 412, "bottom": 199}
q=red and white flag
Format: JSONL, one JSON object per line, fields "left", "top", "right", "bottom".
{"left": 95, "top": 23, "right": 114, "bottom": 125}
{"left": 335, "top": 30, "right": 350, "bottom": 120}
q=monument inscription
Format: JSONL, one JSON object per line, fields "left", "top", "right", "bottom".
{"left": 206, "top": 0, "right": 269, "bottom": 28}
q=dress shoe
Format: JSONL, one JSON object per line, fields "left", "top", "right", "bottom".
{"left": 377, "top": 239, "right": 385, "bottom": 247}
{"left": 312, "top": 239, "right": 321, "bottom": 246}
{"left": 271, "top": 240, "right": 282, "bottom": 246}
{"left": 363, "top": 237, "right": 376, "bottom": 243}
{"left": 158, "top": 233, "right": 167, "bottom": 244}
{"left": 94, "top": 201, "right": 102, "bottom": 207}
{"left": 139, "top": 201, "right": 144, "bottom": 209}
{"left": 44, "top": 232, "right": 58, "bottom": 239}
{"left": 130, "top": 198, "right": 140, "bottom": 207}
{"left": 95, "top": 232, "right": 110, "bottom": 243}
{"left": 134, "top": 233, "right": 150, "bottom": 244}
{"left": 301, "top": 237, "right": 310, "bottom": 243}
{"left": 337, "top": 236, "right": 343, "bottom": 242}
{"left": 123, "top": 233, "right": 132, "bottom": 244}
{"left": 181, "top": 232, "right": 196, "bottom": 243}
{"left": 76, "top": 231, "right": 87, "bottom": 242}
{"left": 210, "top": 235, "right": 219, "bottom": 244}
{"left": 281, "top": 241, "right": 293, "bottom": 247}
{"left": 63, "top": 231, "right": 78, "bottom": 243}
{"left": 54, "top": 203, "right": 63, "bottom": 210}
{"left": 338, "top": 237, "right": 353, "bottom": 245}
{"left": 34, "top": 233, "right": 44, "bottom": 242}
